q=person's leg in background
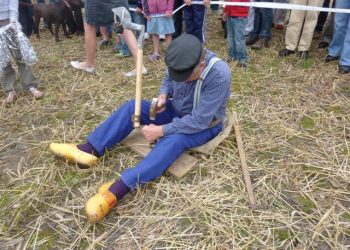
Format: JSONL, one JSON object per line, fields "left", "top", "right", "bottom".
{"left": 297, "top": 0, "right": 325, "bottom": 58}
{"left": 99, "top": 26, "right": 113, "bottom": 47}
{"left": 251, "top": 0, "right": 273, "bottom": 49}
{"left": 338, "top": 18, "right": 350, "bottom": 73}
{"left": 279, "top": 0, "right": 306, "bottom": 57}
{"left": 327, "top": 0, "right": 350, "bottom": 73}
{"left": 172, "top": 0, "right": 184, "bottom": 39}
{"left": 319, "top": 0, "right": 335, "bottom": 48}
{"left": 245, "top": 1, "right": 255, "bottom": 36}
{"left": 274, "top": 0, "right": 289, "bottom": 30}
{"left": 246, "top": 2, "right": 262, "bottom": 45}
{"left": 192, "top": 4, "right": 207, "bottom": 43}
{"left": 233, "top": 17, "right": 248, "bottom": 67}
{"left": 314, "top": 0, "right": 330, "bottom": 36}
{"left": 226, "top": 16, "right": 237, "bottom": 62}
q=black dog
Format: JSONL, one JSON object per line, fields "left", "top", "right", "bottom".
{"left": 33, "top": 0, "right": 82, "bottom": 42}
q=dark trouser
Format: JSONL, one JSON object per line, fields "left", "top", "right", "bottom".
{"left": 184, "top": 4, "right": 206, "bottom": 43}
{"left": 315, "top": 0, "right": 333, "bottom": 33}
{"left": 19, "top": 5, "right": 35, "bottom": 37}
{"left": 172, "top": 0, "right": 183, "bottom": 39}
{"left": 249, "top": 0, "right": 273, "bottom": 41}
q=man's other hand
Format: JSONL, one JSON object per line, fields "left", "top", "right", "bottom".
{"left": 184, "top": 0, "right": 192, "bottom": 6}
{"left": 203, "top": 0, "right": 211, "bottom": 8}
{"left": 141, "top": 124, "right": 164, "bottom": 142}
{"left": 157, "top": 94, "right": 167, "bottom": 113}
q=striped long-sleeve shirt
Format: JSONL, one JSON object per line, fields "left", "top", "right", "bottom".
{"left": 0, "top": 0, "right": 18, "bottom": 22}
{"left": 160, "top": 50, "right": 231, "bottom": 135}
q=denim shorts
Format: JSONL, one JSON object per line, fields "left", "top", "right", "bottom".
{"left": 85, "top": 0, "right": 129, "bottom": 26}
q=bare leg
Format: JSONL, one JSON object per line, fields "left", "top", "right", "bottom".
{"left": 80, "top": 22, "right": 96, "bottom": 68}
{"left": 164, "top": 34, "right": 172, "bottom": 48}
{"left": 152, "top": 34, "right": 160, "bottom": 54}
{"left": 100, "top": 26, "right": 110, "bottom": 41}
{"left": 123, "top": 28, "right": 138, "bottom": 63}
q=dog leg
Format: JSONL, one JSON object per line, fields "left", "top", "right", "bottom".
{"left": 55, "top": 22, "right": 60, "bottom": 42}
{"left": 34, "top": 15, "right": 40, "bottom": 39}
{"left": 62, "top": 23, "right": 70, "bottom": 39}
{"left": 48, "top": 22, "right": 54, "bottom": 35}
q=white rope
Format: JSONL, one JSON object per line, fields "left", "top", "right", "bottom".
{"left": 129, "top": 1, "right": 350, "bottom": 17}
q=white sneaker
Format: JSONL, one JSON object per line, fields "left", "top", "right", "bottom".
{"left": 29, "top": 87, "right": 44, "bottom": 99}
{"left": 124, "top": 67, "right": 148, "bottom": 77}
{"left": 4, "top": 90, "right": 16, "bottom": 104}
{"left": 144, "top": 33, "right": 150, "bottom": 40}
{"left": 70, "top": 61, "right": 95, "bottom": 74}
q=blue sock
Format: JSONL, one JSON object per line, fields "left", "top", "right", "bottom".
{"left": 77, "top": 142, "right": 99, "bottom": 157}
{"left": 109, "top": 179, "right": 130, "bottom": 200}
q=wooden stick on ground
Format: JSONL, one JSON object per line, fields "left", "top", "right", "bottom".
{"left": 232, "top": 111, "right": 257, "bottom": 209}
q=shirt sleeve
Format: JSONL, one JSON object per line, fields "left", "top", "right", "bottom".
{"left": 163, "top": 64, "right": 230, "bottom": 135}
{"left": 9, "top": 0, "right": 19, "bottom": 22}
{"left": 159, "top": 69, "right": 174, "bottom": 96}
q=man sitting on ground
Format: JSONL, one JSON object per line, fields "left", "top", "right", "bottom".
{"left": 49, "top": 34, "right": 231, "bottom": 223}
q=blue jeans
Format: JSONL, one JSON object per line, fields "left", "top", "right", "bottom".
{"left": 328, "top": 0, "right": 350, "bottom": 66}
{"left": 227, "top": 17, "right": 248, "bottom": 63}
{"left": 118, "top": 4, "right": 145, "bottom": 55}
{"left": 87, "top": 100, "right": 223, "bottom": 189}
{"left": 250, "top": 0, "right": 273, "bottom": 40}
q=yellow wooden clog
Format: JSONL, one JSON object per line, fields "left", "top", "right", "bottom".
{"left": 49, "top": 143, "right": 98, "bottom": 167}
{"left": 85, "top": 190, "right": 117, "bottom": 223}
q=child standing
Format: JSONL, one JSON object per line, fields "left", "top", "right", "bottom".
{"left": 224, "top": 0, "right": 249, "bottom": 68}
{"left": 142, "top": 0, "right": 175, "bottom": 62}
{"left": 0, "top": 0, "right": 44, "bottom": 104}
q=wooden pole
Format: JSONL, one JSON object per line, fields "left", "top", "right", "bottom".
{"left": 133, "top": 48, "right": 143, "bottom": 128}
{"left": 232, "top": 112, "right": 257, "bottom": 209}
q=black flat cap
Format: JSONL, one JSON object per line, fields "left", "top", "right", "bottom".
{"left": 165, "top": 34, "right": 203, "bottom": 82}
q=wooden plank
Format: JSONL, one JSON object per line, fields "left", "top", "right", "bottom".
{"left": 121, "top": 129, "right": 198, "bottom": 178}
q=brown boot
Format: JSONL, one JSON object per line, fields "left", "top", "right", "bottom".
{"left": 251, "top": 38, "right": 269, "bottom": 50}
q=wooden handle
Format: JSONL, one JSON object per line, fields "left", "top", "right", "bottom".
{"left": 232, "top": 112, "right": 257, "bottom": 209}
{"left": 134, "top": 48, "right": 143, "bottom": 128}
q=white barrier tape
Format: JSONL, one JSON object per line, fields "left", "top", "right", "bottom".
{"left": 193, "top": 1, "right": 350, "bottom": 14}
{"left": 130, "top": 1, "right": 350, "bottom": 17}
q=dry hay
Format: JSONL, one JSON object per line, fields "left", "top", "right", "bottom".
{"left": 0, "top": 11, "right": 349, "bottom": 250}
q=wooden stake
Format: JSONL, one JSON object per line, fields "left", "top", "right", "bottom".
{"left": 232, "top": 112, "right": 257, "bottom": 209}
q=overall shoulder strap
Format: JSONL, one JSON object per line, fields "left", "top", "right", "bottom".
{"left": 193, "top": 57, "right": 222, "bottom": 110}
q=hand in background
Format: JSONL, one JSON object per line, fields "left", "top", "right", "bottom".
{"left": 203, "top": 0, "right": 211, "bottom": 8}
{"left": 165, "top": 10, "right": 173, "bottom": 17}
{"left": 184, "top": 0, "right": 192, "bottom": 6}
{"left": 135, "top": 7, "right": 143, "bottom": 15}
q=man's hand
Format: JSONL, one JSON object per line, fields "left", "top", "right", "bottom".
{"left": 135, "top": 7, "right": 143, "bottom": 15}
{"left": 165, "top": 10, "right": 173, "bottom": 17}
{"left": 156, "top": 94, "right": 167, "bottom": 113}
{"left": 184, "top": 0, "right": 192, "bottom": 6}
{"left": 141, "top": 124, "right": 164, "bottom": 142}
{"left": 203, "top": 0, "right": 211, "bottom": 8}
